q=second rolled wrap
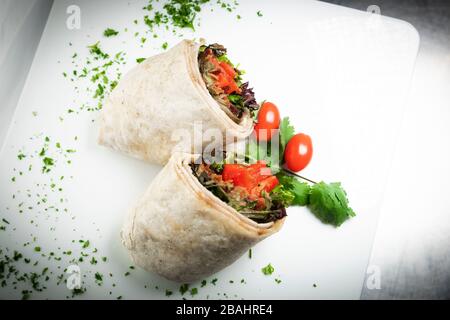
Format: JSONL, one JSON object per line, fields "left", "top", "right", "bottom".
{"left": 121, "top": 153, "right": 285, "bottom": 283}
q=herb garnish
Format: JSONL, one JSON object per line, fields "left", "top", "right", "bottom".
{"left": 179, "top": 283, "right": 189, "bottom": 295}
{"left": 261, "top": 263, "right": 274, "bottom": 275}
{"left": 82, "top": 240, "right": 90, "bottom": 248}
{"left": 308, "top": 182, "right": 356, "bottom": 226}
{"left": 88, "top": 42, "right": 109, "bottom": 59}
{"left": 95, "top": 272, "right": 103, "bottom": 285}
{"left": 190, "top": 287, "right": 198, "bottom": 296}
{"left": 103, "top": 28, "right": 119, "bottom": 37}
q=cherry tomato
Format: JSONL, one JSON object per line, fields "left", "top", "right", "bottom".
{"left": 284, "top": 133, "right": 313, "bottom": 172}
{"left": 254, "top": 102, "right": 280, "bottom": 141}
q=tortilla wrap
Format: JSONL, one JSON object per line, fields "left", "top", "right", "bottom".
{"left": 121, "top": 153, "right": 285, "bottom": 283}
{"left": 98, "top": 40, "right": 254, "bottom": 165}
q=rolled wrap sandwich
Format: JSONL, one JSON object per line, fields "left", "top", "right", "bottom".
{"left": 98, "top": 40, "right": 257, "bottom": 165}
{"left": 121, "top": 153, "right": 286, "bottom": 283}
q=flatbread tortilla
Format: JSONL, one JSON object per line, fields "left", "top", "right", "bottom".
{"left": 98, "top": 40, "right": 253, "bottom": 165}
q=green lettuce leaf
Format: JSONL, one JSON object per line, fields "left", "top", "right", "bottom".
{"left": 270, "top": 184, "right": 295, "bottom": 207}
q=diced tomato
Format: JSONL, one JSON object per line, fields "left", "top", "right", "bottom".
{"left": 217, "top": 72, "right": 240, "bottom": 94}
{"left": 223, "top": 163, "right": 266, "bottom": 185}
{"left": 207, "top": 54, "right": 241, "bottom": 94}
{"left": 247, "top": 162, "right": 269, "bottom": 183}
{"left": 222, "top": 162, "right": 278, "bottom": 198}
{"left": 216, "top": 73, "right": 231, "bottom": 90}
{"left": 224, "top": 79, "right": 241, "bottom": 94}
{"left": 224, "top": 80, "right": 242, "bottom": 94}
{"left": 220, "top": 61, "right": 237, "bottom": 78}
{"left": 234, "top": 170, "right": 257, "bottom": 191}
{"left": 250, "top": 176, "right": 279, "bottom": 198}
{"left": 223, "top": 164, "right": 257, "bottom": 191}
{"left": 260, "top": 176, "right": 279, "bottom": 193}
{"left": 221, "top": 161, "right": 279, "bottom": 211}
{"left": 222, "top": 164, "right": 246, "bottom": 182}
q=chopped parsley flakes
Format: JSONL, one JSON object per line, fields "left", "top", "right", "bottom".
{"left": 261, "top": 263, "right": 274, "bottom": 275}
{"left": 103, "top": 28, "right": 119, "bottom": 37}
{"left": 88, "top": 42, "right": 109, "bottom": 59}
{"left": 179, "top": 283, "right": 189, "bottom": 295}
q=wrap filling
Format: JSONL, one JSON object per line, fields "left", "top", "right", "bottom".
{"left": 198, "top": 43, "right": 259, "bottom": 123}
{"left": 190, "top": 161, "right": 287, "bottom": 223}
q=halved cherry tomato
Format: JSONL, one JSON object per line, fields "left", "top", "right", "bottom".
{"left": 254, "top": 102, "right": 281, "bottom": 141}
{"left": 284, "top": 133, "right": 313, "bottom": 172}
